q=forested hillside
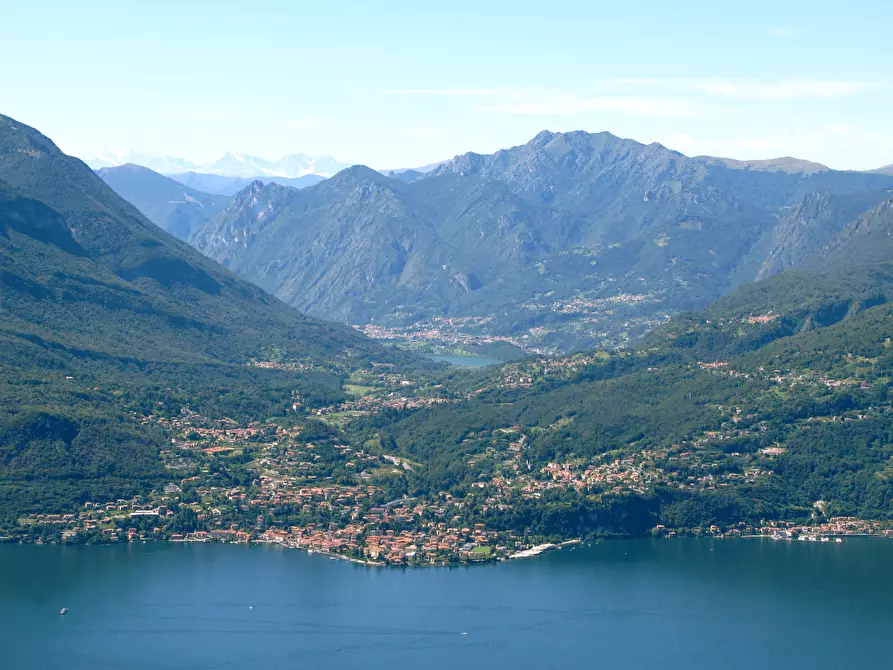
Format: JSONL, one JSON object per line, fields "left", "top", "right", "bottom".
{"left": 0, "top": 114, "right": 428, "bottom": 521}
{"left": 355, "top": 234, "right": 893, "bottom": 534}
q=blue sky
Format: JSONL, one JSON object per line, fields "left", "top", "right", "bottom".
{"left": 1, "top": 0, "right": 890, "bottom": 169}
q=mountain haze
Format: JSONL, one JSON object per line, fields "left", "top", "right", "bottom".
{"left": 203, "top": 152, "right": 348, "bottom": 179}
{"left": 166, "top": 171, "right": 326, "bottom": 196}
{"left": 83, "top": 150, "right": 349, "bottom": 179}
{"left": 82, "top": 149, "right": 198, "bottom": 174}
{"left": 96, "top": 164, "right": 228, "bottom": 239}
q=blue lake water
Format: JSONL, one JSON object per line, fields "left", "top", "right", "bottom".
{"left": 423, "top": 354, "right": 503, "bottom": 367}
{"left": 2, "top": 538, "right": 892, "bottom": 669}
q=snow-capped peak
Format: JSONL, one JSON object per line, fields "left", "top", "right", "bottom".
{"left": 82, "top": 149, "right": 198, "bottom": 174}
{"left": 82, "top": 149, "right": 353, "bottom": 179}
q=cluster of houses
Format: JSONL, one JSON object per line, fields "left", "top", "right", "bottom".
{"left": 758, "top": 517, "right": 893, "bottom": 540}
{"left": 549, "top": 292, "right": 652, "bottom": 315}
{"left": 357, "top": 318, "right": 524, "bottom": 351}
{"left": 16, "top": 356, "right": 893, "bottom": 559}
{"left": 314, "top": 393, "right": 455, "bottom": 417}
{"left": 255, "top": 520, "right": 504, "bottom": 565}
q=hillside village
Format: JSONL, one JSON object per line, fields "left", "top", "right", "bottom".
{"left": 12, "top": 344, "right": 893, "bottom": 561}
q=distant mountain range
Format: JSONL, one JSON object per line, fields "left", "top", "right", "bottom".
{"left": 181, "top": 130, "right": 893, "bottom": 351}
{"left": 96, "top": 164, "right": 229, "bottom": 239}
{"left": 81, "top": 149, "right": 198, "bottom": 174}
{"left": 165, "top": 171, "right": 326, "bottom": 197}
{"left": 198, "top": 152, "right": 349, "bottom": 179}
{"left": 691, "top": 155, "right": 830, "bottom": 175}
{"left": 80, "top": 147, "right": 893, "bottom": 180}
{"left": 82, "top": 149, "right": 351, "bottom": 179}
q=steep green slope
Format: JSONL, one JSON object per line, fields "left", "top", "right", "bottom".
{"left": 646, "top": 198, "right": 893, "bottom": 359}
{"left": 96, "top": 164, "right": 228, "bottom": 240}
{"left": 0, "top": 114, "right": 425, "bottom": 366}
{"left": 737, "top": 190, "right": 893, "bottom": 282}
{"left": 0, "top": 114, "right": 428, "bottom": 519}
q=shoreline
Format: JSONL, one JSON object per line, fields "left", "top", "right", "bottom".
{"left": 8, "top": 530, "right": 891, "bottom": 567}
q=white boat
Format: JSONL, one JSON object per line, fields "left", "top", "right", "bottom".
{"left": 59, "top": 608, "right": 68, "bottom": 615}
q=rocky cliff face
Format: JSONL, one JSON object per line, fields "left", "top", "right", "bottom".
{"left": 189, "top": 180, "right": 300, "bottom": 265}
{"left": 822, "top": 198, "right": 893, "bottom": 266}
{"left": 756, "top": 191, "right": 842, "bottom": 280}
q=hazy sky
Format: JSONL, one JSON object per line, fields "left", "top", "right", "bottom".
{"left": 2, "top": 0, "right": 890, "bottom": 170}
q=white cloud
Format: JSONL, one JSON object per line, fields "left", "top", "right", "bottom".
{"left": 810, "top": 123, "right": 893, "bottom": 144}
{"left": 591, "top": 77, "right": 876, "bottom": 100}
{"left": 696, "top": 79, "right": 872, "bottom": 101}
{"left": 389, "top": 87, "right": 702, "bottom": 118}
{"left": 386, "top": 88, "right": 508, "bottom": 97}
{"left": 391, "top": 78, "right": 877, "bottom": 110}
{"left": 479, "top": 94, "right": 699, "bottom": 119}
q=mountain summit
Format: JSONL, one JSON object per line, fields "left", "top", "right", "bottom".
{"left": 188, "top": 129, "right": 893, "bottom": 351}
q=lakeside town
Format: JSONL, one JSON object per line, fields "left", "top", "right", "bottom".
{"left": 9, "top": 302, "right": 893, "bottom": 565}
{"left": 11, "top": 348, "right": 893, "bottom": 562}
{"left": 355, "top": 284, "right": 673, "bottom": 356}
